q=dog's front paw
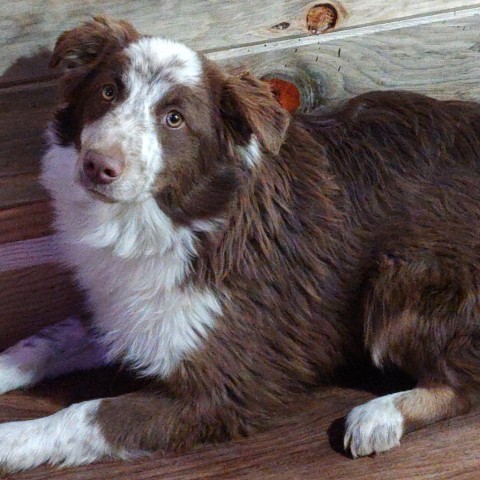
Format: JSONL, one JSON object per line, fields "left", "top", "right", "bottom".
{"left": 0, "top": 400, "right": 116, "bottom": 472}
{"left": 0, "top": 354, "right": 37, "bottom": 395}
{"left": 344, "top": 393, "right": 405, "bottom": 458}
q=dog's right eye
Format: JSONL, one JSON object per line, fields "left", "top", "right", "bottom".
{"left": 101, "top": 84, "right": 117, "bottom": 102}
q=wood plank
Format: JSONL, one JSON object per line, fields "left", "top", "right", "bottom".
{"left": 0, "top": 263, "right": 83, "bottom": 351}
{"left": 0, "top": 382, "right": 478, "bottom": 479}
{"left": 0, "top": 201, "right": 53, "bottom": 244}
{"left": 210, "top": 5, "right": 480, "bottom": 61}
{"left": 3, "top": 13, "right": 480, "bottom": 207}
{"left": 0, "top": 235, "right": 60, "bottom": 272}
{"left": 0, "top": 172, "right": 48, "bottom": 208}
{"left": 227, "top": 14, "right": 480, "bottom": 108}
{"left": 1, "top": 1, "right": 479, "bottom": 85}
{"left": 0, "top": 81, "right": 56, "bottom": 177}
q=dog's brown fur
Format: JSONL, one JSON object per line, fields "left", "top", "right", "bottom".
{"left": 52, "top": 17, "right": 480, "bottom": 457}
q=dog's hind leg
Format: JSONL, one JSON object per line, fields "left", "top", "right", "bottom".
{"left": 344, "top": 385, "right": 470, "bottom": 457}
{"left": 345, "top": 252, "right": 480, "bottom": 457}
{"left": 0, "top": 317, "right": 108, "bottom": 394}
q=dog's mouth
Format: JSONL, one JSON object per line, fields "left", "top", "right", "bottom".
{"left": 85, "top": 189, "right": 118, "bottom": 203}
{"left": 77, "top": 173, "right": 118, "bottom": 203}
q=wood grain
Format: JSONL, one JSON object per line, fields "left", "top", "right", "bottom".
{"left": 3, "top": 14, "right": 480, "bottom": 208}
{"left": 0, "top": 201, "right": 53, "bottom": 244}
{"left": 1, "top": 1, "right": 478, "bottom": 85}
{"left": 0, "top": 173, "right": 48, "bottom": 208}
{"left": 0, "top": 235, "right": 60, "bottom": 272}
{"left": 210, "top": 5, "right": 480, "bottom": 61}
{"left": 0, "top": 263, "right": 83, "bottom": 351}
{"left": 227, "top": 14, "right": 480, "bottom": 108}
{"left": 0, "top": 81, "right": 56, "bottom": 177}
{"left": 0, "top": 381, "right": 478, "bottom": 480}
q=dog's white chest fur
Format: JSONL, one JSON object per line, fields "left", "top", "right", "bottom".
{"left": 42, "top": 142, "right": 221, "bottom": 378}
{"left": 73, "top": 246, "right": 220, "bottom": 377}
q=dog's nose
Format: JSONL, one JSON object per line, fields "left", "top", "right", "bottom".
{"left": 82, "top": 150, "right": 125, "bottom": 185}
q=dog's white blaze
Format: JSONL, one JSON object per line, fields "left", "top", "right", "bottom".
{"left": 344, "top": 392, "right": 405, "bottom": 458}
{"left": 0, "top": 400, "right": 119, "bottom": 470}
{"left": 80, "top": 109, "right": 163, "bottom": 203}
{"left": 125, "top": 37, "right": 202, "bottom": 87}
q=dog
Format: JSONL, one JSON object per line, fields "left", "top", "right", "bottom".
{"left": 0, "top": 15, "right": 479, "bottom": 471}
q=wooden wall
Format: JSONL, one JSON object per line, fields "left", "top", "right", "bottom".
{"left": 1, "top": 1, "right": 480, "bottom": 348}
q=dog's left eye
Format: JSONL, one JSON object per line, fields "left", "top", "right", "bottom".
{"left": 165, "top": 110, "right": 184, "bottom": 129}
{"left": 101, "top": 84, "right": 117, "bottom": 102}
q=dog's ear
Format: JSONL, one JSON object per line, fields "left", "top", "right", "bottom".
{"left": 221, "top": 72, "right": 291, "bottom": 155}
{"left": 49, "top": 15, "right": 139, "bottom": 69}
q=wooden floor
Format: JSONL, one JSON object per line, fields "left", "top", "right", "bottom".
{"left": 0, "top": 369, "right": 478, "bottom": 480}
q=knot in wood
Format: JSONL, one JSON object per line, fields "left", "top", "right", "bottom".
{"left": 271, "top": 21, "right": 290, "bottom": 30}
{"left": 264, "top": 78, "right": 301, "bottom": 114}
{"left": 306, "top": 3, "right": 338, "bottom": 34}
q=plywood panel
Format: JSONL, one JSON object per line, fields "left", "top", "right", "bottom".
{"left": 1, "top": 1, "right": 479, "bottom": 85}
{"left": 227, "top": 14, "right": 480, "bottom": 108}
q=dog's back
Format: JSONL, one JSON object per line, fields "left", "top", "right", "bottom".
{"left": 311, "top": 90, "right": 480, "bottom": 204}
{"left": 308, "top": 90, "right": 480, "bottom": 269}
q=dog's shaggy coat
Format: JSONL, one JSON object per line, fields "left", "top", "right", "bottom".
{"left": 0, "top": 15, "right": 479, "bottom": 470}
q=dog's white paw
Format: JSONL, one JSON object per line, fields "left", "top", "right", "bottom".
{"left": 0, "top": 355, "right": 36, "bottom": 395}
{"left": 0, "top": 400, "right": 115, "bottom": 472}
{"left": 344, "top": 393, "right": 405, "bottom": 458}
{"left": 0, "top": 318, "right": 107, "bottom": 395}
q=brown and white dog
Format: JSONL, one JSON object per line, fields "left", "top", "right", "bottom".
{"left": 0, "top": 15, "right": 479, "bottom": 471}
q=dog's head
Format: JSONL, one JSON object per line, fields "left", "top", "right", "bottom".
{"left": 49, "top": 16, "right": 290, "bottom": 224}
